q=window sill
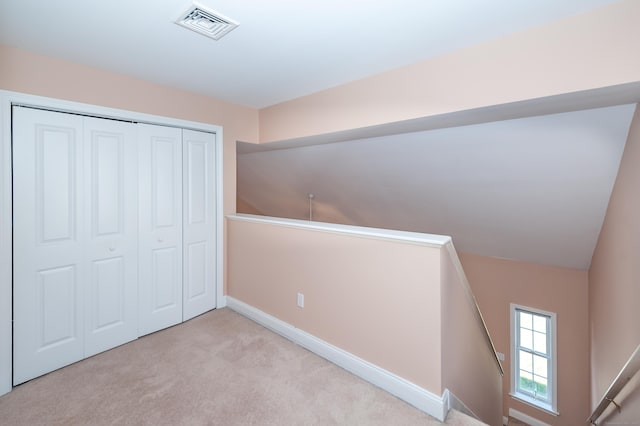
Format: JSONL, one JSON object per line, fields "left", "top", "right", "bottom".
{"left": 509, "top": 392, "right": 559, "bottom": 416}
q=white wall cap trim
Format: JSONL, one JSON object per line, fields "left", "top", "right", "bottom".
{"left": 227, "top": 213, "right": 451, "bottom": 247}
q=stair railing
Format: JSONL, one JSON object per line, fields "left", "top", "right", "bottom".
{"left": 587, "top": 343, "right": 640, "bottom": 424}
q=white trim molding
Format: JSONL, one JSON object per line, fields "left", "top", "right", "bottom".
{"left": 510, "top": 303, "right": 558, "bottom": 416}
{"left": 0, "top": 91, "right": 12, "bottom": 396}
{"left": 447, "top": 390, "right": 481, "bottom": 421}
{"left": 509, "top": 408, "right": 552, "bottom": 426}
{"left": 228, "top": 213, "right": 451, "bottom": 247}
{"left": 226, "top": 296, "right": 449, "bottom": 421}
{"left": 0, "top": 90, "right": 225, "bottom": 397}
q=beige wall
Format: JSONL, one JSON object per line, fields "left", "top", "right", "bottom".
{"left": 589, "top": 105, "right": 640, "bottom": 407}
{"left": 227, "top": 216, "right": 444, "bottom": 393}
{"left": 441, "top": 248, "right": 502, "bottom": 426}
{"left": 236, "top": 196, "right": 264, "bottom": 216}
{"left": 259, "top": 0, "right": 640, "bottom": 143}
{"left": 0, "top": 44, "right": 259, "bottom": 219}
{"left": 227, "top": 216, "right": 505, "bottom": 424}
{"left": 459, "top": 252, "right": 589, "bottom": 426}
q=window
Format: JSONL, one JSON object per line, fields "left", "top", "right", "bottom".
{"left": 510, "top": 304, "right": 558, "bottom": 415}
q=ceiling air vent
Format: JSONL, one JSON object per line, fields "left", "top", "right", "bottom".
{"left": 175, "top": 2, "right": 239, "bottom": 41}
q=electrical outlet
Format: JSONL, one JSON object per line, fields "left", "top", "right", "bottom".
{"left": 497, "top": 352, "right": 505, "bottom": 361}
{"left": 297, "top": 292, "right": 304, "bottom": 308}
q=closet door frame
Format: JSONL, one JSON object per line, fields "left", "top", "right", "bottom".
{"left": 0, "top": 90, "right": 225, "bottom": 397}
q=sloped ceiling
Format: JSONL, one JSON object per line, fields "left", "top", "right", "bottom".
{"left": 238, "top": 105, "right": 636, "bottom": 269}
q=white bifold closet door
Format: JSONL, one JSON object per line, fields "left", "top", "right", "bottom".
{"left": 138, "top": 125, "right": 216, "bottom": 336}
{"left": 137, "top": 124, "right": 183, "bottom": 336}
{"left": 182, "top": 129, "right": 216, "bottom": 321}
{"left": 13, "top": 107, "right": 138, "bottom": 385}
{"left": 13, "top": 108, "right": 216, "bottom": 384}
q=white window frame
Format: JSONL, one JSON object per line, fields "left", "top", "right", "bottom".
{"left": 510, "top": 303, "right": 558, "bottom": 415}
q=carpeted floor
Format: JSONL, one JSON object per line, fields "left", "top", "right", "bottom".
{"left": 0, "top": 308, "right": 485, "bottom": 425}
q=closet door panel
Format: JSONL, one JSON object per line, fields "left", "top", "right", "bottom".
{"left": 13, "top": 107, "right": 85, "bottom": 385}
{"left": 138, "top": 124, "right": 183, "bottom": 336}
{"left": 84, "top": 118, "right": 138, "bottom": 357}
{"left": 182, "top": 129, "right": 216, "bottom": 320}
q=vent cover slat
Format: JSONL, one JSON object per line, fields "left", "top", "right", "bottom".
{"left": 175, "top": 2, "right": 239, "bottom": 41}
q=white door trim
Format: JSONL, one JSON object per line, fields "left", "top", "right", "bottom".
{"left": 0, "top": 90, "right": 226, "bottom": 396}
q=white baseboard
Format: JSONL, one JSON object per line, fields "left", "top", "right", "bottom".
{"left": 216, "top": 295, "right": 228, "bottom": 309}
{"left": 226, "top": 297, "right": 448, "bottom": 421}
{"left": 503, "top": 415, "right": 509, "bottom": 425}
{"left": 509, "top": 408, "right": 551, "bottom": 426}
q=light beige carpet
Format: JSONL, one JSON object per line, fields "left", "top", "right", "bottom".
{"left": 0, "top": 308, "right": 485, "bottom": 425}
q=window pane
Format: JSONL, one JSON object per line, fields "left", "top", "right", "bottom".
{"left": 533, "top": 375, "right": 549, "bottom": 400}
{"left": 533, "top": 331, "right": 547, "bottom": 354}
{"left": 533, "top": 355, "right": 548, "bottom": 378}
{"left": 519, "top": 370, "right": 534, "bottom": 393}
{"left": 520, "top": 311, "right": 532, "bottom": 329}
{"left": 533, "top": 314, "right": 547, "bottom": 333}
{"left": 513, "top": 306, "right": 555, "bottom": 410}
{"left": 519, "top": 350, "right": 533, "bottom": 373}
{"left": 520, "top": 328, "right": 533, "bottom": 350}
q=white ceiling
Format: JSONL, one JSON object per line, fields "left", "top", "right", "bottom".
{"left": 238, "top": 105, "right": 636, "bottom": 269}
{"left": 0, "top": 0, "right": 623, "bottom": 108}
